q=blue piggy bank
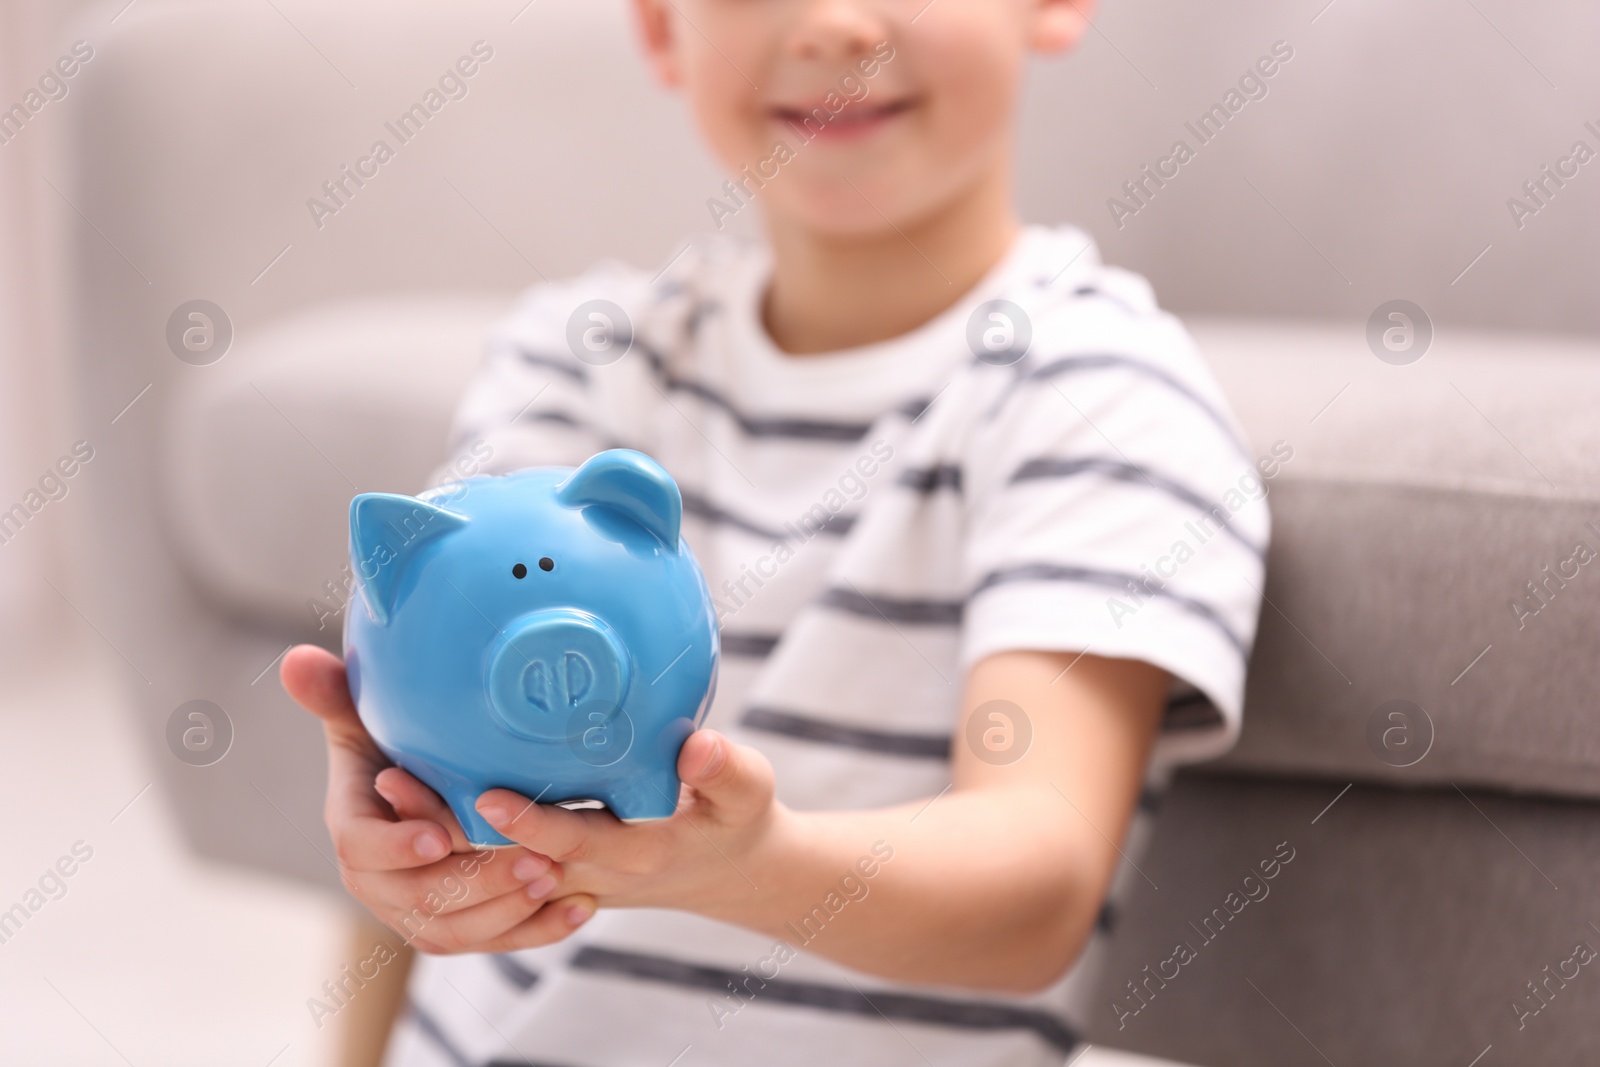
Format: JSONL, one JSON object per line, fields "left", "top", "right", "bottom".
{"left": 342, "top": 449, "right": 719, "bottom": 846}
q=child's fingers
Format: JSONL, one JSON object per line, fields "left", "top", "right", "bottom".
{"left": 375, "top": 767, "right": 477, "bottom": 854}
{"left": 677, "top": 730, "right": 775, "bottom": 824}
{"left": 403, "top": 889, "right": 542, "bottom": 954}
{"left": 473, "top": 894, "right": 597, "bottom": 956}
{"left": 313, "top": 717, "right": 456, "bottom": 870}
{"left": 365, "top": 847, "right": 554, "bottom": 917}
{"left": 401, "top": 877, "right": 578, "bottom": 955}
{"left": 331, "top": 811, "right": 455, "bottom": 873}
{"left": 476, "top": 789, "right": 611, "bottom": 864}
{"left": 280, "top": 646, "right": 460, "bottom": 870}
{"left": 281, "top": 645, "right": 399, "bottom": 817}
{"left": 281, "top": 645, "right": 371, "bottom": 749}
{"left": 377, "top": 769, "right": 558, "bottom": 868}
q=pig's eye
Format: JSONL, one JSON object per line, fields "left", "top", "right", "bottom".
{"left": 539, "top": 557, "right": 555, "bottom": 572}
{"left": 512, "top": 563, "right": 528, "bottom": 579}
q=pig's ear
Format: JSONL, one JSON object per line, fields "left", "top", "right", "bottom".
{"left": 349, "top": 493, "right": 469, "bottom": 625}
{"left": 555, "top": 449, "right": 681, "bottom": 548}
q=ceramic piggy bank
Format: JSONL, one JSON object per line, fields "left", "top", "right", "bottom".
{"left": 342, "top": 449, "right": 719, "bottom": 846}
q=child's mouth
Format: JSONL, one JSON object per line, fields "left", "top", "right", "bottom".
{"left": 768, "top": 97, "right": 915, "bottom": 141}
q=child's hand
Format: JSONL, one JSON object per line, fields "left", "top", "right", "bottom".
{"left": 472, "top": 730, "right": 784, "bottom": 926}
{"left": 280, "top": 645, "right": 598, "bottom": 954}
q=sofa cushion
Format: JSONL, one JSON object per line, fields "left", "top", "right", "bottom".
{"left": 1190, "top": 321, "right": 1600, "bottom": 800}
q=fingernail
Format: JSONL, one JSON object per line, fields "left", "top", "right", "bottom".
{"left": 526, "top": 875, "right": 557, "bottom": 899}
{"left": 566, "top": 902, "right": 594, "bottom": 927}
{"left": 512, "top": 855, "right": 549, "bottom": 881}
{"left": 478, "top": 803, "right": 508, "bottom": 826}
{"left": 696, "top": 736, "right": 725, "bottom": 779}
{"left": 414, "top": 833, "right": 447, "bottom": 860}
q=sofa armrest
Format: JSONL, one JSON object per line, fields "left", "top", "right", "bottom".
{"left": 162, "top": 296, "right": 506, "bottom": 634}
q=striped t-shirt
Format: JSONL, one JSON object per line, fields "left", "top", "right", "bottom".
{"left": 389, "top": 225, "right": 1269, "bottom": 1067}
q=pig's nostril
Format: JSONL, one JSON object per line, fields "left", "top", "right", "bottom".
{"left": 512, "top": 563, "right": 528, "bottom": 579}
{"left": 539, "top": 557, "right": 554, "bottom": 572}
{"left": 521, "top": 652, "right": 593, "bottom": 713}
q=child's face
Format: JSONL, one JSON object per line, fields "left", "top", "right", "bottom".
{"left": 635, "top": 0, "right": 1091, "bottom": 236}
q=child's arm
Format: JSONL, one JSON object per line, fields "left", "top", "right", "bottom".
{"left": 480, "top": 648, "right": 1164, "bottom": 992}
{"left": 711, "top": 648, "right": 1168, "bottom": 992}
{"left": 285, "top": 643, "right": 1164, "bottom": 993}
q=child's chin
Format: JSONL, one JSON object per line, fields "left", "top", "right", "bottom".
{"left": 802, "top": 178, "right": 946, "bottom": 234}
{"left": 788, "top": 196, "right": 913, "bottom": 236}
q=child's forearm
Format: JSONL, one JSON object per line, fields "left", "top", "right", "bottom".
{"left": 461, "top": 650, "right": 1161, "bottom": 977}
{"left": 706, "top": 782, "right": 1105, "bottom": 993}
{"left": 686, "top": 650, "right": 1167, "bottom": 992}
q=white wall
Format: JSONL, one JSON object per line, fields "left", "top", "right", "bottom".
{"left": 0, "top": 0, "right": 97, "bottom": 657}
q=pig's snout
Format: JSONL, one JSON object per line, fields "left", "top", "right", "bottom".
{"left": 487, "top": 608, "right": 631, "bottom": 742}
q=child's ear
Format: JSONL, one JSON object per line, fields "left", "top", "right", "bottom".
{"left": 632, "top": 0, "right": 685, "bottom": 87}
{"left": 1032, "top": 0, "right": 1097, "bottom": 54}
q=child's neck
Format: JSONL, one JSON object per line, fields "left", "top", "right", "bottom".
{"left": 759, "top": 167, "right": 1020, "bottom": 355}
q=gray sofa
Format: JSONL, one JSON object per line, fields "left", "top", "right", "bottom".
{"left": 64, "top": 0, "right": 1600, "bottom": 1062}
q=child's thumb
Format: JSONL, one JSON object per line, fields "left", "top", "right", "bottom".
{"left": 280, "top": 645, "right": 361, "bottom": 731}
{"left": 678, "top": 730, "right": 774, "bottom": 819}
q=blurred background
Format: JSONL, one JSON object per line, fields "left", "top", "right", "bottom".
{"left": 1, "top": 0, "right": 1597, "bottom": 1064}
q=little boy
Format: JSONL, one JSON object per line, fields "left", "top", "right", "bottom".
{"left": 282, "top": 1, "right": 1269, "bottom": 1064}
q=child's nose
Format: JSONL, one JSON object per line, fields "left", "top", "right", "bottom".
{"left": 786, "top": 0, "right": 887, "bottom": 63}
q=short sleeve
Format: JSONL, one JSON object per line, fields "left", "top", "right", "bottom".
{"left": 426, "top": 265, "right": 649, "bottom": 489}
{"left": 957, "top": 295, "right": 1271, "bottom": 764}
